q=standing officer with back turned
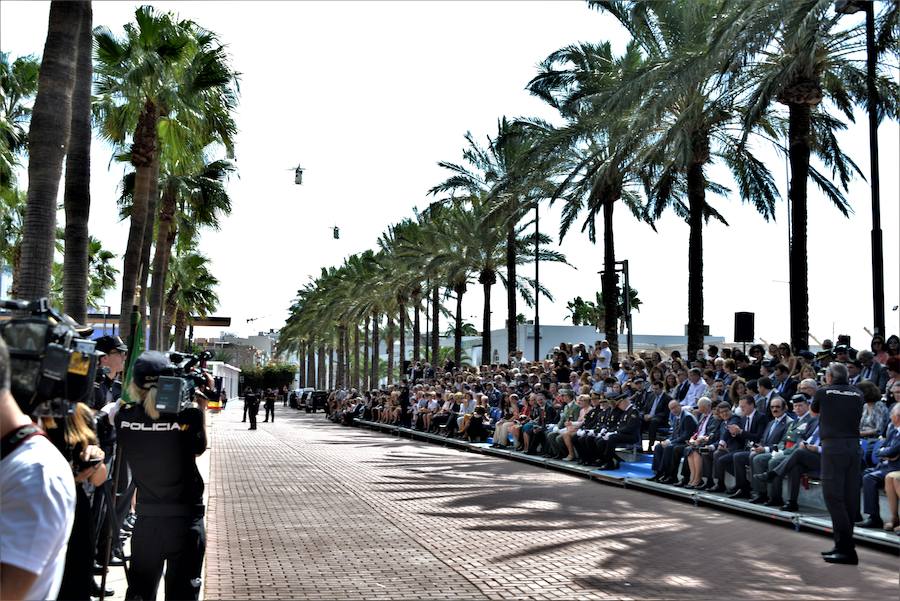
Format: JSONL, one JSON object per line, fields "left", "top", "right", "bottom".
{"left": 811, "top": 362, "right": 863, "bottom": 565}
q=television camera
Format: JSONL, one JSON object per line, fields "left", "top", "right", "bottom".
{"left": 154, "top": 350, "right": 214, "bottom": 414}
{"left": 0, "top": 297, "right": 100, "bottom": 417}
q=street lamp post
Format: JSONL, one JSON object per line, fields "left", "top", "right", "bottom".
{"left": 835, "top": 0, "right": 885, "bottom": 336}
{"left": 533, "top": 199, "right": 540, "bottom": 363}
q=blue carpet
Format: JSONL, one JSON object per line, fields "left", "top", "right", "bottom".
{"left": 594, "top": 455, "right": 654, "bottom": 479}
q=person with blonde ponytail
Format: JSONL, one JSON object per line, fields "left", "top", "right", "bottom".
{"left": 114, "top": 351, "right": 213, "bottom": 600}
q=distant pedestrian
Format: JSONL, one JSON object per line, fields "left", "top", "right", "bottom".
{"left": 245, "top": 390, "right": 260, "bottom": 430}
{"left": 263, "top": 388, "right": 276, "bottom": 423}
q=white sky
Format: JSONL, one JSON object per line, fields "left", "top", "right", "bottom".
{"left": 2, "top": 1, "right": 898, "bottom": 348}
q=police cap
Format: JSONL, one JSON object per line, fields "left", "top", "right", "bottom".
{"left": 133, "top": 351, "right": 170, "bottom": 389}
{"left": 96, "top": 335, "right": 128, "bottom": 355}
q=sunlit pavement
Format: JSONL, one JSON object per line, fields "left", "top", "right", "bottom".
{"left": 203, "top": 404, "right": 899, "bottom": 600}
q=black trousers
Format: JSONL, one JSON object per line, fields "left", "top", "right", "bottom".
{"left": 58, "top": 486, "right": 93, "bottom": 601}
{"left": 248, "top": 408, "right": 258, "bottom": 429}
{"left": 783, "top": 448, "right": 821, "bottom": 503}
{"left": 264, "top": 403, "right": 275, "bottom": 422}
{"left": 127, "top": 514, "right": 206, "bottom": 601}
{"left": 597, "top": 433, "right": 634, "bottom": 465}
{"left": 642, "top": 416, "right": 667, "bottom": 450}
{"left": 242, "top": 403, "right": 248, "bottom": 422}
{"left": 821, "top": 439, "right": 862, "bottom": 553}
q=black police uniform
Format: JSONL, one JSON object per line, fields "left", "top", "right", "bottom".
{"left": 116, "top": 403, "right": 207, "bottom": 600}
{"left": 811, "top": 384, "right": 863, "bottom": 556}
{"left": 245, "top": 391, "right": 260, "bottom": 429}
{"left": 596, "top": 404, "right": 641, "bottom": 468}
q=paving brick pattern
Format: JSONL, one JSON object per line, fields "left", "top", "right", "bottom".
{"left": 205, "top": 406, "right": 899, "bottom": 600}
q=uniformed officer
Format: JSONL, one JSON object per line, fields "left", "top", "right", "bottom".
{"left": 245, "top": 389, "right": 261, "bottom": 430}
{"left": 263, "top": 388, "right": 276, "bottom": 422}
{"left": 573, "top": 394, "right": 604, "bottom": 465}
{"left": 811, "top": 362, "right": 864, "bottom": 565}
{"left": 595, "top": 396, "right": 641, "bottom": 470}
{"left": 115, "top": 351, "right": 211, "bottom": 599}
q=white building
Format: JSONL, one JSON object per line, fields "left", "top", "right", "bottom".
{"left": 206, "top": 361, "right": 242, "bottom": 400}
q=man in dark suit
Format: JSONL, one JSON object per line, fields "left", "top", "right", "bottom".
{"left": 773, "top": 364, "right": 797, "bottom": 400}
{"left": 730, "top": 396, "right": 792, "bottom": 498}
{"left": 857, "top": 350, "right": 889, "bottom": 393}
{"left": 704, "top": 404, "right": 743, "bottom": 491}
{"left": 857, "top": 404, "right": 900, "bottom": 528}
{"left": 756, "top": 377, "right": 776, "bottom": 420}
{"left": 757, "top": 421, "right": 822, "bottom": 511}
{"left": 710, "top": 396, "right": 767, "bottom": 492}
{"left": 640, "top": 380, "right": 672, "bottom": 452}
{"left": 753, "top": 393, "right": 818, "bottom": 506}
{"left": 650, "top": 400, "right": 697, "bottom": 482}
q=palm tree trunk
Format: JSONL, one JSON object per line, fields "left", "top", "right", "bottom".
{"left": 431, "top": 286, "right": 440, "bottom": 365}
{"left": 506, "top": 226, "right": 517, "bottom": 357}
{"left": 386, "top": 315, "right": 395, "bottom": 384}
{"left": 18, "top": 1, "right": 81, "bottom": 302}
{"left": 334, "top": 332, "right": 341, "bottom": 388}
{"left": 363, "top": 316, "right": 370, "bottom": 390}
{"left": 481, "top": 275, "right": 493, "bottom": 366}
{"left": 398, "top": 304, "right": 406, "bottom": 377}
{"left": 162, "top": 283, "right": 178, "bottom": 350}
{"left": 118, "top": 101, "right": 158, "bottom": 339}
{"left": 306, "top": 342, "right": 315, "bottom": 389}
{"left": 137, "top": 154, "right": 159, "bottom": 321}
{"left": 686, "top": 159, "right": 706, "bottom": 360}
{"left": 454, "top": 287, "right": 464, "bottom": 368}
{"left": 328, "top": 345, "right": 334, "bottom": 389}
{"left": 353, "top": 325, "right": 360, "bottom": 390}
{"left": 61, "top": 1, "right": 92, "bottom": 322}
{"left": 601, "top": 196, "right": 619, "bottom": 360}
{"left": 412, "top": 296, "right": 421, "bottom": 362}
{"left": 317, "top": 345, "right": 325, "bottom": 389}
{"left": 149, "top": 182, "right": 177, "bottom": 349}
{"left": 371, "top": 312, "right": 380, "bottom": 387}
{"left": 297, "top": 343, "right": 306, "bottom": 388}
{"left": 788, "top": 103, "right": 810, "bottom": 352}
{"left": 174, "top": 308, "right": 187, "bottom": 350}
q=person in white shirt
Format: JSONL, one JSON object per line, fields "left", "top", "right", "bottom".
{"left": 682, "top": 368, "right": 709, "bottom": 407}
{"left": 0, "top": 337, "right": 76, "bottom": 601}
{"left": 596, "top": 340, "right": 613, "bottom": 370}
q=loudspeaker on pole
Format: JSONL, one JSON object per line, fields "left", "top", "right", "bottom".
{"left": 734, "top": 312, "right": 755, "bottom": 342}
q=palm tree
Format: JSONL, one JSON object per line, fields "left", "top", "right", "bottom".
{"left": 526, "top": 41, "right": 650, "bottom": 360}
{"left": 62, "top": 1, "right": 93, "bottom": 323}
{"left": 422, "top": 198, "right": 565, "bottom": 367}
{"left": 0, "top": 52, "right": 40, "bottom": 189}
{"left": 50, "top": 236, "right": 118, "bottom": 310}
{"left": 0, "top": 186, "right": 26, "bottom": 296}
{"left": 712, "top": 0, "right": 898, "bottom": 351}
{"left": 17, "top": 1, "right": 83, "bottom": 301}
{"left": 590, "top": 0, "right": 781, "bottom": 358}
{"left": 148, "top": 153, "right": 234, "bottom": 349}
{"left": 164, "top": 249, "right": 219, "bottom": 351}
{"left": 430, "top": 118, "right": 544, "bottom": 359}
{"left": 94, "top": 6, "right": 238, "bottom": 339}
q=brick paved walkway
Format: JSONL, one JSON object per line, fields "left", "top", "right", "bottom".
{"left": 205, "top": 405, "right": 899, "bottom": 600}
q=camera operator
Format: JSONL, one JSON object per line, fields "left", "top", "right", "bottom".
{"left": 0, "top": 336, "right": 76, "bottom": 601}
{"left": 115, "top": 351, "right": 212, "bottom": 600}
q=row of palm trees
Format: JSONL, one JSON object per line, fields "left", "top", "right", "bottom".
{"left": 280, "top": 0, "right": 898, "bottom": 385}
{"left": 5, "top": 2, "right": 238, "bottom": 351}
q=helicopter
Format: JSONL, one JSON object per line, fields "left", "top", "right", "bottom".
{"left": 284, "top": 164, "right": 304, "bottom": 185}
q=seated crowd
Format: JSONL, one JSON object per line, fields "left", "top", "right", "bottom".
{"left": 326, "top": 335, "right": 900, "bottom": 534}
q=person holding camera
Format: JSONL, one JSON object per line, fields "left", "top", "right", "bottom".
{"left": 115, "top": 351, "right": 211, "bottom": 600}
{"left": 0, "top": 336, "right": 76, "bottom": 601}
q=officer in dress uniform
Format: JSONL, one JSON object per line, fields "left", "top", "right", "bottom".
{"left": 596, "top": 396, "right": 640, "bottom": 470}
{"left": 811, "top": 362, "right": 864, "bottom": 565}
{"left": 114, "top": 351, "right": 212, "bottom": 599}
